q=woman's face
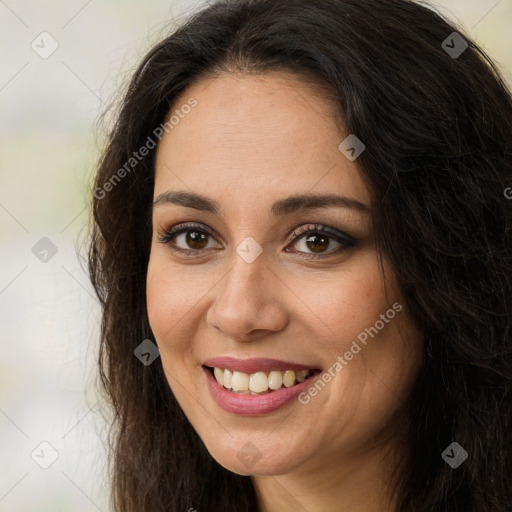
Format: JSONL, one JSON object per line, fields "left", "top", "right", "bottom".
{"left": 146, "top": 72, "right": 423, "bottom": 477}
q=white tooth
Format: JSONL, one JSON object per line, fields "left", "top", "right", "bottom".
{"left": 268, "top": 371, "right": 283, "bottom": 390}
{"left": 296, "top": 370, "right": 309, "bottom": 383}
{"left": 231, "top": 371, "right": 249, "bottom": 391}
{"left": 283, "top": 370, "right": 296, "bottom": 387}
{"left": 249, "top": 371, "right": 268, "bottom": 393}
{"left": 214, "top": 367, "right": 224, "bottom": 386}
{"left": 223, "top": 369, "right": 232, "bottom": 389}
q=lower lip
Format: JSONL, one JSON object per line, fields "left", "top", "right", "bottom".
{"left": 203, "top": 366, "right": 319, "bottom": 416}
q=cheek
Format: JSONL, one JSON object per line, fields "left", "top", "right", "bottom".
{"left": 146, "top": 259, "right": 170, "bottom": 340}
{"left": 302, "top": 254, "right": 419, "bottom": 411}
{"left": 146, "top": 255, "right": 201, "bottom": 353}
{"left": 303, "top": 254, "right": 392, "bottom": 347}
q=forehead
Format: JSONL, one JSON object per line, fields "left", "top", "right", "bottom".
{"left": 154, "top": 72, "right": 370, "bottom": 210}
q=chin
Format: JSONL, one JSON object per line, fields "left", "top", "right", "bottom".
{"left": 200, "top": 433, "right": 309, "bottom": 476}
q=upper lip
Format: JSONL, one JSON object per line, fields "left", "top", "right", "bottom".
{"left": 202, "top": 356, "right": 320, "bottom": 374}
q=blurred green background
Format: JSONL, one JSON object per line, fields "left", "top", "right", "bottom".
{"left": 0, "top": 0, "right": 510, "bottom": 510}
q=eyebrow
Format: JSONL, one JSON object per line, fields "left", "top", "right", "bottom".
{"left": 152, "top": 190, "right": 371, "bottom": 216}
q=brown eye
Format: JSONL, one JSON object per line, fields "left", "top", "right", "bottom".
{"left": 294, "top": 233, "right": 342, "bottom": 254}
{"left": 157, "top": 223, "right": 220, "bottom": 255}
{"left": 296, "top": 232, "right": 333, "bottom": 253}
{"left": 178, "top": 229, "right": 210, "bottom": 250}
{"left": 285, "top": 223, "right": 356, "bottom": 259}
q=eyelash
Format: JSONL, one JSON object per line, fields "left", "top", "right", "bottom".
{"left": 156, "top": 221, "right": 356, "bottom": 260}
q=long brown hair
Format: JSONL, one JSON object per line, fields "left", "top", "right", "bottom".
{"left": 88, "top": 0, "right": 512, "bottom": 510}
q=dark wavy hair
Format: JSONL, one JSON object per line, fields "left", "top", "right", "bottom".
{"left": 87, "top": 0, "right": 512, "bottom": 510}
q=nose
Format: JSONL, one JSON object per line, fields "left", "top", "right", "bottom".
{"left": 205, "top": 249, "right": 289, "bottom": 343}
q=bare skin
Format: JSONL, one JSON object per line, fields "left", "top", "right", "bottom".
{"left": 146, "top": 71, "right": 424, "bottom": 512}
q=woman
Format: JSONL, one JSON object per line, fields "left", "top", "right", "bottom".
{"left": 88, "top": 0, "right": 512, "bottom": 510}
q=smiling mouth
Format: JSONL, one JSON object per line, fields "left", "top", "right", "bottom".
{"left": 204, "top": 366, "right": 321, "bottom": 395}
